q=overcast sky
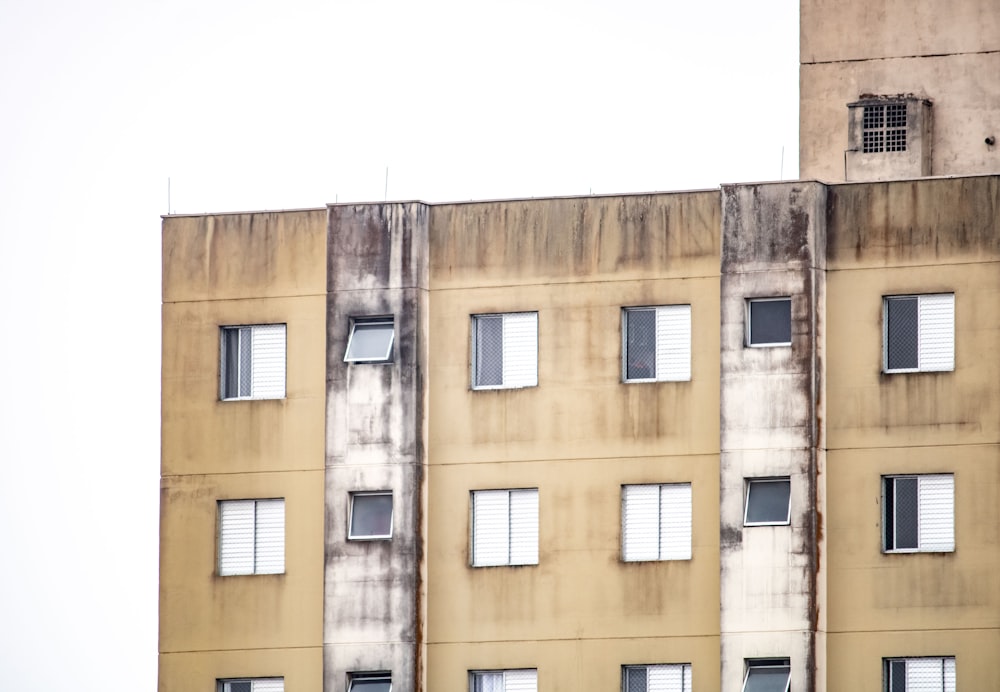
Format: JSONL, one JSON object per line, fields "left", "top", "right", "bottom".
{"left": 0, "top": 0, "right": 797, "bottom": 689}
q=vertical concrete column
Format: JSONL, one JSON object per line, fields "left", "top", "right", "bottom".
{"left": 719, "top": 183, "right": 827, "bottom": 692}
{"left": 324, "top": 203, "right": 429, "bottom": 692}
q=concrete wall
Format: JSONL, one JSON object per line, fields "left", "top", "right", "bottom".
{"left": 800, "top": 0, "right": 1000, "bottom": 181}
{"left": 719, "top": 183, "right": 827, "bottom": 692}
{"left": 324, "top": 203, "right": 429, "bottom": 692}
{"left": 424, "top": 194, "right": 723, "bottom": 691}
{"left": 160, "top": 210, "right": 328, "bottom": 691}
{"left": 824, "top": 176, "right": 1000, "bottom": 689}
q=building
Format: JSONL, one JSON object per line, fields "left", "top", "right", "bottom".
{"left": 159, "top": 1, "right": 1000, "bottom": 691}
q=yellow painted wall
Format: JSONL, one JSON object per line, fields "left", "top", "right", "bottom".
{"left": 160, "top": 210, "right": 327, "bottom": 690}
{"left": 425, "top": 194, "right": 722, "bottom": 688}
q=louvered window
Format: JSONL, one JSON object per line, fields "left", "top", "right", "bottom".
{"left": 218, "top": 499, "right": 285, "bottom": 575}
{"left": 883, "top": 475, "right": 954, "bottom": 553}
{"left": 345, "top": 317, "right": 394, "bottom": 363}
{"left": 348, "top": 673, "right": 392, "bottom": 692}
{"left": 349, "top": 492, "right": 393, "bottom": 540}
{"left": 623, "top": 305, "right": 692, "bottom": 382}
{"left": 623, "top": 664, "right": 692, "bottom": 692}
{"left": 742, "top": 659, "right": 790, "bottom": 692}
{"left": 747, "top": 298, "right": 792, "bottom": 347}
{"left": 218, "top": 679, "right": 284, "bottom": 692}
{"left": 883, "top": 294, "right": 954, "bottom": 373}
{"left": 744, "top": 478, "right": 792, "bottom": 526}
{"left": 220, "top": 324, "right": 287, "bottom": 400}
{"left": 884, "top": 657, "right": 956, "bottom": 692}
{"left": 471, "top": 489, "right": 538, "bottom": 567}
{"left": 472, "top": 312, "right": 538, "bottom": 389}
{"left": 471, "top": 669, "right": 537, "bottom": 692}
{"left": 622, "top": 484, "right": 692, "bottom": 561}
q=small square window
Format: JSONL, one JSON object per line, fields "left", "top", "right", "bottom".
{"left": 623, "top": 663, "right": 692, "bottom": 692}
{"left": 218, "top": 679, "right": 284, "bottom": 692}
{"left": 883, "top": 294, "right": 954, "bottom": 373}
{"left": 471, "top": 488, "right": 539, "bottom": 567}
{"left": 744, "top": 478, "right": 791, "bottom": 526}
{"left": 622, "top": 305, "right": 692, "bottom": 382}
{"left": 883, "top": 474, "right": 954, "bottom": 553}
{"left": 349, "top": 492, "right": 393, "bottom": 540}
{"left": 747, "top": 298, "right": 791, "bottom": 347}
{"left": 472, "top": 312, "right": 538, "bottom": 389}
{"left": 863, "top": 102, "right": 908, "bottom": 153}
{"left": 742, "top": 659, "right": 790, "bottom": 692}
{"left": 345, "top": 318, "right": 394, "bottom": 363}
{"left": 884, "top": 656, "right": 955, "bottom": 692}
{"left": 218, "top": 499, "right": 285, "bottom": 576}
{"left": 220, "top": 324, "right": 287, "bottom": 400}
{"left": 470, "top": 669, "right": 537, "bottom": 692}
{"left": 349, "top": 672, "right": 391, "bottom": 692}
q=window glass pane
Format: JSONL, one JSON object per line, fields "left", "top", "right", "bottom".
{"left": 889, "top": 660, "right": 906, "bottom": 692}
{"left": 626, "top": 309, "right": 656, "bottom": 380}
{"left": 346, "top": 321, "right": 394, "bottom": 361}
{"left": 238, "top": 327, "right": 253, "bottom": 397}
{"left": 893, "top": 477, "right": 919, "bottom": 550}
{"left": 474, "top": 672, "right": 504, "bottom": 692}
{"left": 886, "top": 297, "right": 919, "bottom": 370}
{"left": 223, "top": 683, "right": 252, "bottom": 692}
{"left": 624, "top": 667, "right": 647, "bottom": 692}
{"left": 475, "top": 316, "right": 504, "bottom": 386}
{"left": 350, "top": 679, "right": 391, "bottom": 692}
{"left": 745, "top": 479, "right": 791, "bottom": 524}
{"left": 350, "top": 494, "right": 393, "bottom": 538}
{"left": 749, "top": 299, "right": 791, "bottom": 345}
{"left": 743, "top": 666, "right": 790, "bottom": 692}
{"left": 222, "top": 328, "right": 241, "bottom": 398}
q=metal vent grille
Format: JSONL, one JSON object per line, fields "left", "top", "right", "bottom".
{"left": 862, "top": 103, "right": 907, "bottom": 153}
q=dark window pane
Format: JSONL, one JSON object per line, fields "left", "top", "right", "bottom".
{"left": 475, "top": 316, "right": 504, "bottom": 386}
{"left": 744, "top": 666, "right": 790, "bottom": 692}
{"left": 890, "top": 660, "right": 906, "bottom": 692}
{"left": 886, "top": 297, "right": 919, "bottom": 370}
{"left": 884, "top": 477, "right": 896, "bottom": 550}
{"left": 893, "top": 478, "right": 919, "bottom": 550}
{"left": 350, "top": 679, "right": 391, "bottom": 692}
{"left": 746, "top": 479, "right": 791, "bottom": 524}
{"left": 223, "top": 328, "right": 241, "bottom": 398}
{"left": 350, "top": 494, "right": 393, "bottom": 538}
{"left": 625, "top": 667, "right": 647, "bottom": 692}
{"left": 226, "top": 683, "right": 252, "bottom": 692}
{"left": 626, "top": 309, "right": 656, "bottom": 380}
{"left": 346, "top": 322, "right": 394, "bottom": 361}
{"left": 749, "top": 299, "right": 791, "bottom": 345}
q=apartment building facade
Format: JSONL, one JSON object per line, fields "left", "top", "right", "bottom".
{"left": 160, "top": 2, "right": 1000, "bottom": 691}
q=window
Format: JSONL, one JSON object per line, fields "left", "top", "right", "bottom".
{"left": 622, "top": 483, "right": 692, "bottom": 562}
{"left": 218, "top": 499, "right": 285, "bottom": 575}
{"left": 472, "top": 312, "right": 538, "bottom": 389}
{"left": 220, "top": 324, "right": 287, "bottom": 400}
{"left": 744, "top": 478, "right": 791, "bottom": 526}
{"left": 349, "top": 492, "right": 393, "bottom": 540}
{"left": 470, "top": 669, "right": 537, "bottom": 692}
{"left": 218, "top": 679, "right": 284, "bottom": 692}
{"left": 471, "top": 489, "right": 538, "bottom": 567}
{"left": 344, "top": 317, "right": 394, "bottom": 363}
{"left": 883, "top": 294, "right": 954, "bottom": 373}
{"left": 742, "top": 659, "right": 790, "bottom": 692}
{"left": 883, "top": 474, "right": 954, "bottom": 553}
{"left": 884, "top": 657, "right": 955, "bottom": 692}
{"left": 349, "top": 673, "right": 392, "bottom": 692}
{"left": 623, "top": 664, "right": 692, "bottom": 692}
{"left": 863, "top": 102, "right": 907, "bottom": 153}
{"left": 747, "top": 298, "right": 791, "bottom": 347}
{"left": 623, "top": 305, "right": 692, "bottom": 382}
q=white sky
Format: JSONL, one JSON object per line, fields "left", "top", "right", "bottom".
{"left": 0, "top": 0, "right": 797, "bottom": 688}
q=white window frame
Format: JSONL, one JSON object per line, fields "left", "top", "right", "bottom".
{"left": 344, "top": 316, "right": 395, "bottom": 363}
{"left": 883, "top": 293, "right": 955, "bottom": 373}
{"left": 883, "top": 474, "right": 955, "bottom": 553}
{"left": 220, "top": 323, "right": 287, "bottom": 400}
{"left": 348, "top": 672, "right": 392, "bottom": 692}
{"left": 470, "top": 669, "right": 538, "bottom": 692}
{"left": 742, "top": 659, "right": 790, "bottom": 692}
{"left": 348, "top": 491, "right": 394, "bottom": 540}
{"left": 622, "top": 663, "right": 692, "bottom": 692}
{"left": 218, "top": 498, "right": 286, "bottom": 576}
{"left": 471, "top": 312, "right": 538, "bottom": 390}
{"left": 743, "top": 477, "right": 792, "bottom": 526}
{"left": 217, "top": 678, "right": 284, "bottom": 692}
{"left": 621, "top": 483, "right": 693, "bottom": 562}
{"left": 746, "top": 297, "right": 792, "bottom": 347}
{"left": 622, "top": 305, "right": 692, "bottom": 383}
{"left": 471, "top": 488, "right": 539, "bottom": 567}
{"left": 884, "top": 656, "right": 956, "bottom": 692}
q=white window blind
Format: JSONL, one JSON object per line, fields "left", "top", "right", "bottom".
{"left": 219, "top": 499, "right": 285, "bottom": 575}
{"left": 472, "top": 670, "right": 537, "bottom": 692}
{"left": 472, "top": 312, "right": 538, "bottom": 389}
{"left": 884, "top": 474, "right": 954, "bottom": 553}
{"left": 472, "top": 489, "right": 539, "bottom": 567}
{"left": 624, "top": 305, "right": 691, "bottom": 382}
{"left": 886, "top": 657, "right": 955, "bottom": 692}
{"left": 622, "top": 483, "right": 692, "bottom": 562}
{"left": 220, "top": 324, "right": 287, "bottom": 400}
{"left": 219, "top": 679, "right": 284, "bottom": 692}
{"left": 624, "top": 664, "right": 692, "bottom": 692}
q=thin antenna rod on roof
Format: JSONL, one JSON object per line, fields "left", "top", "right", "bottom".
{"left": 384, "top": 167, "right": 389, "bottom": 201}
